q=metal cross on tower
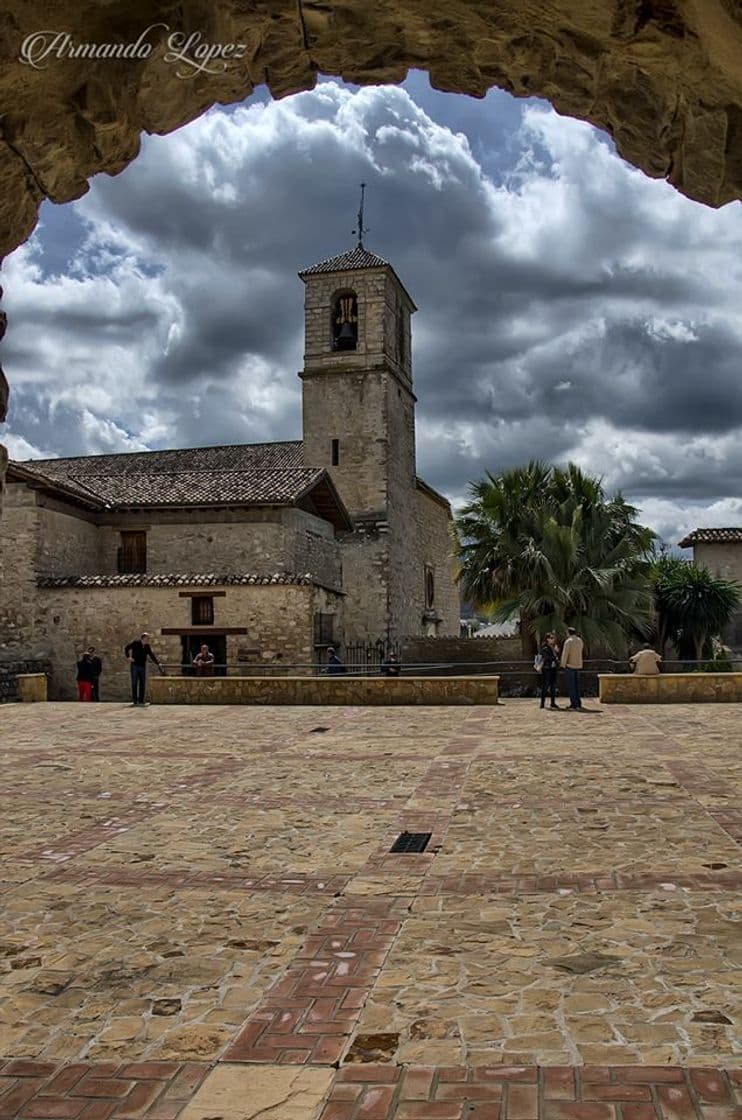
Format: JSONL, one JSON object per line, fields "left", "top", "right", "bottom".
{"left": 352, "top": 182, "right": 367, "bottom": 248}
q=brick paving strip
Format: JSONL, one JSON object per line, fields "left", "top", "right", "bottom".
{"left": 0, "top": 1058, "right": 210, "bottom": 1120}
{"left": 223, "top": 895, "right": 412, "bottom": 1066}
{"left": 319, "top": 1064, "right": 742, "bottom": 1119}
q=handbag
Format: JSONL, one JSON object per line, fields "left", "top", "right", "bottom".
{"left": 533, "top": 652, "right": 544, "bottom": 672}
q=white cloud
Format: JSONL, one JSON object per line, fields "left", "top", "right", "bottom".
{"left": 2, "top": 77, "right": 742, "bottom": 547}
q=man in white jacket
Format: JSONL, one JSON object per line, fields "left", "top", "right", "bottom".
{"left": 560, "top": 626, "right": 584, "bottom": 710}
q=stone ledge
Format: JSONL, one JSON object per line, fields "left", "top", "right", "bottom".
{"left": 599, "top": 672, "right": 742, "bottom": 704}
{"left": 149, "top": 674, "right": 499, "bottom": 706}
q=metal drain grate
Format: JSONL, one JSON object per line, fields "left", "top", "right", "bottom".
{"left": 390, "top": 831, "right": 432, "bottom": 854}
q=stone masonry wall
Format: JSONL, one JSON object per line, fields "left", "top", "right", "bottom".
{"left": 691, "top": 542, "right": 742, "bottom": 648}
{"left": 400, "top": 635, "right": 523, "bottom": 669}
{"left": 0, "top": 483, "right": 40, "bottom": 659}
{"left": 408, "top": 487, "right": 460, "bottom": 637}
{"left": 97, "top": 507, "right": 342, "bottom": 588}
{"left": 34, "top": 582, "right": 325, "bottom": 701}
{"left": 36, "top": 495, "right": 101, "bottom": 575}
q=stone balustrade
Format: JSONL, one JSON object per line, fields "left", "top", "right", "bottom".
{"left": 149, "top": 674, "right": 499, "bottom": 706}
{"left": 599, "top": 672, "right": 742, "bottom": 704}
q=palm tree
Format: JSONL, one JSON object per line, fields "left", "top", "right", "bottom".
{"left": 655, "top": 561, "right": 740, "bottom": 661}
{"left": 457, "top": 462, "right": 656, "bottom": 656}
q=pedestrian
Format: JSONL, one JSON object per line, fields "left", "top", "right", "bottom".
{"left": 381, "top": 651, "right": 401, "bottom": 677}
{"left": 124, "top": 631, "right": 162, "bottom": 706}
{"left": 537, "top": 632, "right": 561, "bottom": 709}
{"left": 193, "top": 643, "right": 215, "bottom": 676}
{"left": 560, "top": 625, "right": 585, "bottom": 710}
{"left": 324, "top": 647, "right": 347, "bottom": 675}
{"left": 87, "top": 646, "right": 102, "bottom": 701}
{"left": 629, "top": 646, "right": 662, "bottom": 674}
{"left": 75, "top": 650, "right": 94, "bottom": 702}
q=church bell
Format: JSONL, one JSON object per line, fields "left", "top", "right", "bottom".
{"left": 335, "top": 321, "right": 357, "bottom": 350}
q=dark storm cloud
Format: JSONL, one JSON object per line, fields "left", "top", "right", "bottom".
{"left": 3, "top": 79, "right": 742, "bottom": 546}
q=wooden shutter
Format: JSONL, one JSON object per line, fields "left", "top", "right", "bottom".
{"left": 119, "top": 531, "right": 147, "bottom": 574}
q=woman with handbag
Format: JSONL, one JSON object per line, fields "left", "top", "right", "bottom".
{"left": 536, "top": 632, "right": 561, "bottom": 709}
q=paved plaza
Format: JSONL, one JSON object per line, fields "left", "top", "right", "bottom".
{"left": 0, "top": 700, "right": 740, "bottom": 1119}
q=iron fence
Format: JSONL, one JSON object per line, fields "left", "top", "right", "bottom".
{"left": 151, "top": 656, "right": 742, "bottom": 697}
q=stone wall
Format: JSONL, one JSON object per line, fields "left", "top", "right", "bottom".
{"left": 98, "top": 507, "right": 342, "bottom": 587}
{"left": 149, "top": 673, "right": 499, "bottom": 706}
{"left": 0, "top": 483, "right": 43, "bottom": 658}
{"left": 400, "top": 635, "right": 523, "bottom": 669}
{"left": 690, "top": 542, "right": 742, "bottom": 647}
{"left": 599, "top": 672, "right": 742, "bottom": 704}
{"left": 30, "top": 582, "right": 335, "bottom": 701}
{"left": 1, "top": 481, "right": 342, "bottom": 584}
{"left": 36, "top": 495, "right": 101, "bottom": 575}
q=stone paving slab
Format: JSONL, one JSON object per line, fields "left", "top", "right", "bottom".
{"left": 0, "top": 700, "right": 740, "bottom": 1119}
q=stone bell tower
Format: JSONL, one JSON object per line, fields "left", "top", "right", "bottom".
{"left": 298, "top": 243, "right": 418, "bottom": 642}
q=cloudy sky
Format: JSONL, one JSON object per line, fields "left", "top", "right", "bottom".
{"left": 2, "top": 72, "right": 742, "bottom": 547}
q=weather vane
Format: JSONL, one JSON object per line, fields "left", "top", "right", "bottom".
{"left": 352, "top": 182, "right": 368, "bottom": 248}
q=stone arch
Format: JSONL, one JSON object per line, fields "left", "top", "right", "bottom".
{"left": 1, "top": 0, "right": 742, "bottom": 429}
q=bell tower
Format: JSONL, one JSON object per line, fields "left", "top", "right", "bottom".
{"left": 298, "top": 240, "right": 418, "bottom": 641}
{"left": 298, "top": 245, "right": 416, "bottom": 519}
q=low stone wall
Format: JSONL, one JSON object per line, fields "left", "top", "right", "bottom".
{"left": 16, "top": 673, "right": 47, "bottom": 702}
{"left": 599, "top": 673, "right": 742, "bottom": 704}
{"left": 149, "top": 674, "right": 499, "bottom": 706}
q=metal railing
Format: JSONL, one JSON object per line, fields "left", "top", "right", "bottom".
{"left": 149, "top": 657, "right": 742, "bottom": 698}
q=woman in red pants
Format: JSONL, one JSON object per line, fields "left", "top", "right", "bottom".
{"left": 76, "top": 651, "right": 94, "bottom": 701}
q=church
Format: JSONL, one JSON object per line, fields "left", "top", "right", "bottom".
{"left": 0, "top": 244, "right": 459, "bottom": 699}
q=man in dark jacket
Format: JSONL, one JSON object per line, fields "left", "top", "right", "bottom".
{"left": 124, "top": 632, "right": 161, "bottom": 705}
{"left": 381, "top": 652, "right": 401, "bottom": 677}
{"left": 324, "top": 647, "right": 346, "bottom": 675}
{"left": 87, "top": 646, "right": 102, "bottom": 701}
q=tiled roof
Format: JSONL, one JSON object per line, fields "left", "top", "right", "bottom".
{"left": 678, "top": 527, "right": 742, "bottom": 547}
{"left": 37, "top": 572, "right": 318, "bottom": 589}
{"left": 298, "top": 246, "right": 390, "bottom": 276}
{"left": 18, "top": 440, "right": 304, "bottom": 481}
{"left": 45, "top": 467, "right": 325, "bottom": 508}
{"left": 11, "top": 440, "right": 352, "bottom": 528}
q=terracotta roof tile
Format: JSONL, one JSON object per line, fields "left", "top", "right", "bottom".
{"left": 678, "top": 527, "right": 742, "bottom": 547}
{"left": 298, "top": 246, "right": 390, "bottom": 276}
{"left": 37, "top": 572, "right": 318, "bottom": 589}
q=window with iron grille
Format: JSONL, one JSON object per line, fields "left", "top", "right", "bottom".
{"left": 313, "top": 612, "right": 335, "bottom": 646}
{"left": 191, "top": 596, "right": 214, "bottom": 625}
{"left": 118, "top": 531, "right": 147, "bottom": 574}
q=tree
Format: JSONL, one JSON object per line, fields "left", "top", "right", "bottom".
{"left": 652, "top": 559, "right": 740, "bottom": 661}
{"left": 457, "top": 462, "right": 656, "bottom": 656}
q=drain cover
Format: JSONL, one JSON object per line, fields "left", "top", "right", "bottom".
{"left": 390, "top": 831, "right": 432, "bottom": 854}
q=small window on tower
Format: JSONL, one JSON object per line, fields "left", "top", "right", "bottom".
{"left": 332, "top": 292, "right": 358, "bottom": 351}
{"left": 331, "top": 438, "right": 340, "bottom": 466}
